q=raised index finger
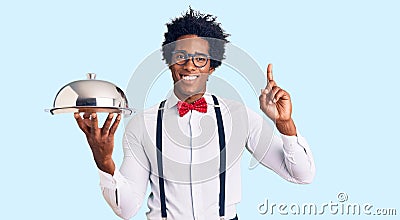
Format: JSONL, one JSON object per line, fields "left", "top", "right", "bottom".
{"left": 267, "top": 63, "right": 273, "bottom": 82}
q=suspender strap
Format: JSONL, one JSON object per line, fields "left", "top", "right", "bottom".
{"left": 156, "top": 100, "right": 167, "bottom": 219}
{"left": 211, "top": 95, "right": 226, "bottom": 218}
{"left": 156, "top": 96, "right": 227, "bottom": 219}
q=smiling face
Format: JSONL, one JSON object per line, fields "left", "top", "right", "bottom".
{"left": 169, "top": 34, "right": 215, "bottom": 103}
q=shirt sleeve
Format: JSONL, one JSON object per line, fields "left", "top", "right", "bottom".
{"left": 245, "top": 108, "right": 316, "bottom": 184}
{"left": 98, "top": 115, "right": 150, "bottom": 219}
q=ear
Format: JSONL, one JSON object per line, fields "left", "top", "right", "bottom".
{"left": 208, "top": 67, "right": 215, "bottom": 75}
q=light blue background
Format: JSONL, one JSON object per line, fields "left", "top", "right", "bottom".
{"left": 1, "top": 0, "right": 399, "bottom": 219}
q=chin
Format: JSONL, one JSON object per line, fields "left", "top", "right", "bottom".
{"left": 175, "top": 85, "right": 204, "bottom": 98}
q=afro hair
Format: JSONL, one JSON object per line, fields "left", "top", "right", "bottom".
{"left": 162, "top": 7, "right": 230, "bottom": 69}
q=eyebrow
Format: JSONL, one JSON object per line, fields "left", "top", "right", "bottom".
{"left": 173, "top": 50, "right": 209, "bottom": 55}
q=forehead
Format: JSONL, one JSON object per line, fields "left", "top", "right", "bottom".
{"left": 174, "top": 35, "right": 209, "bottom": 54}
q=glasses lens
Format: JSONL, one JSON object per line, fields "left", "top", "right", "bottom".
{"left": 172, "top": 51, "right": 187, "bottom": 65}
{"left": 171, "top": 51, "right": 209, "bottom": 67}
{"left": 193, "top": 54, "right": 208, "bottom": 67}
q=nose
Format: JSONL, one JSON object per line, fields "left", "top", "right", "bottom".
{"left": 183, "top": 57, "right": 197, "bottom": 71}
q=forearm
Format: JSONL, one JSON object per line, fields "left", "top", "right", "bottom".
{"left": 275, "top": 120, "right": 316, "bottom": 183}
{"left": 99, "top": 129, "right": 151, "bottom": 219}
{"left": 275, "top": 118, "right": 297, "bottom": 136}
{"left": 99, "top": 169, "right": 145, "bottom": 219}
{"left": 279, "top": 134, "right": 315, "bottom": 184}
{"left": 248, "top": 119, "right": 315, "bottom": 184}
{"left": 93, "top": 153, "right": 115, "bottom": 175}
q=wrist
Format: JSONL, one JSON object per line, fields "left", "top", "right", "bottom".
{"left": 95, "top": 157, "right": 115, "bottom": 175}
{"left": 275, "top": 118, "right": 297, "bottom": 136}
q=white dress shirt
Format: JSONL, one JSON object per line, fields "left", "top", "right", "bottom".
{"left": 98, "top": 92, "right": 315, "bottom": 220}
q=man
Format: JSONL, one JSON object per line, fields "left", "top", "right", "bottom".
{"left": 74, "top": 8, "right": 315, "bottom": 220}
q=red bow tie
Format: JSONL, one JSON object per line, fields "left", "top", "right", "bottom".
{"left": 177, "top": 97, "right": 208, "bottom": 117}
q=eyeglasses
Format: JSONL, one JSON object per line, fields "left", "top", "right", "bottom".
{"left": 171, "top": 50, "right": 211, "bottom": 68}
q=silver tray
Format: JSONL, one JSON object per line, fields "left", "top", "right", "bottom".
{"left": 47, "top": 73, "right": 133, "bottom": 115}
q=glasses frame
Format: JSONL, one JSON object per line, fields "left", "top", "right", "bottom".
{"left": 171, "top": 50, "right": 212, "bottom": 68}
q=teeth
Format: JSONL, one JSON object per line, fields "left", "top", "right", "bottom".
{"left": 182, "top": 75, "right": 198, "bottom": 80}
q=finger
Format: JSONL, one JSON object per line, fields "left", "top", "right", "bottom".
{"left": 267, "top": 63, "right": 273, "bottom": 81}
{"left": 269, "top": 86, "right": 281, "bottom": 103}
{"left": 91, "top": 113, "right": 100, "bottom": 135}
{"left": 83, "top": 112, "right": 91, "bottom": 119}
{"left": 273, "top": 89, "right": 290, "bottom": 103}
{"left": 74, "top": 112, "right": 89, "bottom": 134}
{"left": 82, "top": 112, "right": 91, "bottom": 127}
{"left": 101, "top": 113, "right": 114, "bottom": 135}
{"left": 265, "top": 80, "right": 276, "bottom": 93}
{"left": 259, "top": 91, "right": 268, "bottom": 110}
{"left": 109, "top": 114, "right": 121, "bottom": 135}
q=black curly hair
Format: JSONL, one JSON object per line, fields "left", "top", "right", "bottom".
{"left": 162, "top": 7, "right": 230, "bottom": 69}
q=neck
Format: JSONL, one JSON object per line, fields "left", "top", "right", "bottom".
{"left": 185, "top": 93, "right": 205, "bottom": 104}
{"left": 174, "top": 90, "right": 205, "bottom": 104}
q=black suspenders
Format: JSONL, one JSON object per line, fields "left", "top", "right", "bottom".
{"left": 212, "top": 95, "right": 227, "bottom": 218}
{"left": 156, "top": 100, "right": 167, "bottom": 219}
{"left": 156, "top": 95, "right": 226, "bottom": 219}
